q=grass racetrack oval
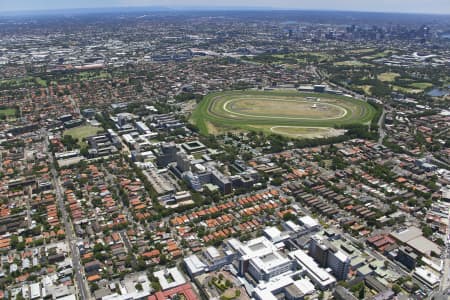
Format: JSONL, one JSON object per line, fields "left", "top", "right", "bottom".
{"left": 223, "top": 97, "right": 347, "bottom": 120}
{"left": 190, "top": 90, "right": 376, "bottom": 138}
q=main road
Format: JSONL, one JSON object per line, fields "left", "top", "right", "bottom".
{"left": 377, "top": 108, "right": 386, "bottom": 145}
{"left": 43, "top": 129, "right": 91, "bottom": 300}
{"left": 313, "top": 66, "right": 387, "bottom": 144}
{"left": 439, "top": 207, "right": 450, "bottom": 294}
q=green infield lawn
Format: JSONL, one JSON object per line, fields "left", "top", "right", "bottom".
{"left": 190, "top": 90, "right": 376, "bottom": 138}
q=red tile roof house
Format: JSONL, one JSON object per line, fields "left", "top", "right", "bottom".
{"left": 148, "top": 283, "right": 199, "bottom": 300}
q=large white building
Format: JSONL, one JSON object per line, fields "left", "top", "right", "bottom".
{"left": 289, "top": 249, "right": 336, "bottom": 290}
{"left": 308, "top": 234, "right": 350, "bottom": 280}
{"left": 183, "top": 246, "right": 235, "bottom": 278}
{"left": 327, "top": 250, "right": 350, "bottom": 281}
{"left": 263, "top": 226, "right": 291, "bottom": 244}
{"left": 413, "top": 267, "right": 440, "bottom": 289}
{"left": 253, "top": 275, "right": 315, "bottom": 300}
{"left": 184, "top": 254, "right": 207, "bottom": 277}
{"left": 226, "top": 237, "right": 294, "bottom": 282}
{"left": 154, "top": 267, "right": 187, "bottom": 291}
{"left": 203, "top": 246, "right": 235, "bottom": 270}
{"left": 299, "top": 216, "right": 320, "bottom": 232}
{"left": 101, "top": 273, "right": 152, "bottom": 300}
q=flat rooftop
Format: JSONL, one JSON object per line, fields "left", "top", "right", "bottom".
{"left": 289, "top": 249, "right": 336, "bottom": 287}
{"left": 249, "top": 242, "right": 268, "bottom": 252}
{"left": 390, "top": 226, "right": 422, "bottom": 243}
{"left": 407, "top": 236, "right": 441, "bottom": 256}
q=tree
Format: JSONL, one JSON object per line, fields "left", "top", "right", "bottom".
{"left": 435, "top": 238, "right": 445, "bottom": 246}
{"left": 225, "top": 279, "right": 232, "bottom": 288}
{"left": 159, "top": 254, "right": 167, "bottom": 265}
{"left": 151, "top": 280, "right": 161, "bottom": 291}
{"left": 135, "top": 283, "right": 143, "bottom": 291}
{"left": 271, "top": 177, "right": 283, "bottom": 186}
{"left": 350, "top": 282, "right": 364, "bottom": 294}
{"left": 392, "top": 284, "right": 402, "bottom": 294}
{"left": 421, "top": 225, "right": 433, "bottom": 238}
{"left": 370, "top": 80, "right": 391, "bottom": 98}
{"left": 242, "top": 152, "right": 252, "bottom": 161}
{"left": 16, "top": 293, "right": 25, "bottom": 300}
{"left": 61, "top": 135, "right": 79, "bottom": 150}
{"left": 283, "top": 212, "right": 296, "bottom": 222}
{"left": 430, "top": 251, "right": 439, "bottom": 258}
{"left": 10, "top": 235, "right": 19, "bottom": 249}
{"left": 93, "top": 243, "right": 105, "bottom": 253}
{"left": 358, "top": 286, "right": 365, "bottom": 299}
{"left": 80, "top": 146, "right": 89, "bottom": 157}
{"left": 318, "top": 291, "right": 324, "bottom": 300}
{"left": 16, "top": 241, "right": 26, "bottom": 251}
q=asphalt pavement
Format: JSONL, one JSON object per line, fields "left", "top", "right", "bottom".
{"left": 45, "top": 130, "right": 91, "bottom": 300}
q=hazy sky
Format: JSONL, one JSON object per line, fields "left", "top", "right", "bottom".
{"left": 1, "top": 0, "right": 450, "bottom": 14}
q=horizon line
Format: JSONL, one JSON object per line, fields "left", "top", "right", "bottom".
{"left": 0, "top": 6, "right": 449, "bottom": 17}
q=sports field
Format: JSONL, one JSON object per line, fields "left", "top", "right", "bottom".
{"left": 64, "top": 125, "right": 102, "bottom": 146}
{"left": 191, "top": 91, "right": 377, "bottom": 138}
{"left": 378, "top": 72, "right": 400, "bottom": 82}
{"left": 0, "top": 108, "right": 17, "bottom": 118}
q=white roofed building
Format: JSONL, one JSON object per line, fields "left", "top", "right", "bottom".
{"left": 289, "top": 249, "right": 336, "bottom": 290}
{"left": 184, "top": 254, "right": 207, "bottom": 277}
{"left": 154, "top": 267, "right": 187, "bottom": 291}
{"left": 226, "top": 237, "right": 294, "bottom": 282}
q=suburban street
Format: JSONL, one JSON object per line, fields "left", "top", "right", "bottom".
{"left": 44, "top": 130, "right": 91, "bottom": 300}
{"left": 0, "top": 7, "right": 448, "bottom": 300}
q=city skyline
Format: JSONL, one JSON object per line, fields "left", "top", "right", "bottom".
{"left": 1, "top": 0, "right": 450, "bottom": 15}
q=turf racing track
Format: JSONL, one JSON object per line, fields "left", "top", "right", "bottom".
{"left": 191, "top": 90, "right": 377, "bottom": 138}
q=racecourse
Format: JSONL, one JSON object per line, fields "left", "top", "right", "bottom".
{"left": 191, "top": 90, "right": 376, "bottom": 138}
